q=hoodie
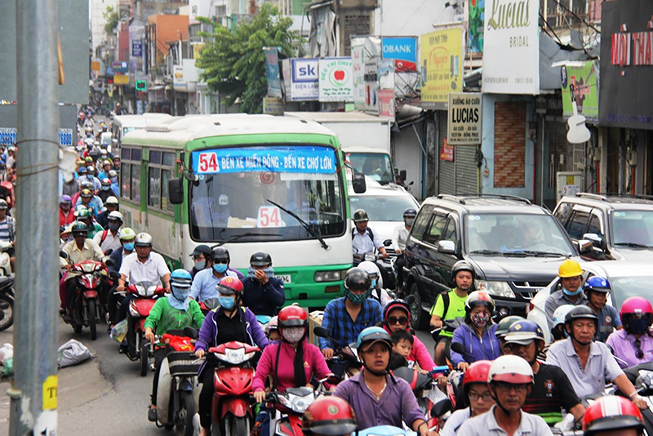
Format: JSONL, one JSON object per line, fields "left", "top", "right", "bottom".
{"left": 451, "top": 323, "right": 501, "bottom": 366}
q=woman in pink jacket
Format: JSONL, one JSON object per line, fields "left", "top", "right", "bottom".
{"left": 382, "top": 300, "right": 437, "bottom": 371}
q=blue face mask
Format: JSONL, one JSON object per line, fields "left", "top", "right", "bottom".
{"left": 563, "top": 287, "right": 582, "bottom": 296}
{"left": 213, "top": 263, "right": 228, "bottom": 274}
{"left": 194, "top": 260, "right": 206, "bottom": 270}
{"left": 102, "top": 186, "right": 110, "bottom": 191}
{"left": 371, "top": 279, "right": 377, "bottom": 289}
{"left": 219, "top": 296, "right": 235, "bottom": 310}
{"left": 123, "top": 242, "right": 135, "bottom": 251}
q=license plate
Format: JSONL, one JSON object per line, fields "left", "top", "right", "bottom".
{"left": 277, "top": 275, "right": 292, "bottom": 284}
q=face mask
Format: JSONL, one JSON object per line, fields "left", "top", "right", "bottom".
{"left": 344, "top": 288, "right": 370, "bottom": 305}
{"left": 627, "top": 319, "right": 650, "bottom": 335}
{"left": 219, "top": 296, "right": 235, "bottom": 310}
{"left": 102, "top": 186, "right": 110, "bottom": 191}
{"left": 86, "top": 175, "right": 95, "bottom": 181}
{"left": 213, "top": 263, "right": 228, "bottom": 274}
{"left": 194, "top": 260, "right": 206, "bottom": 270}
{"left": 562, "top": 287, "right": 582, "bottom": 297}
{"left": 247, "top": 266, "right": 274, "bottom": 279}
{"left": 123, "top": 242, "right": 135, "bottom": 251}
{"left": 110, "top": 177, "right": 118, "bottom": 183}
{"left": 371, "top": 278, "right": 377, "bottom": 289}
{"left": 471, "top": 312, "right": 490, "bottom": 328}
{"left": 171, "top": 285, "right": 190, "bottom": 302}
{"left": 282, "top": 326, "right": 305, "bottom": 343}
{"left": 61, "top": 204, "right": 71, "bottom": 211}
{"left": 108, "top": 222, "right": 120, "bottom": 231}
{"left": 405, "top": 218, "right": 415, "bottom": 226}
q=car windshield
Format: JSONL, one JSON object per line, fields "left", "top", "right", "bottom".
{"left": 189, "top": 145, "right": 346, "bottom": 242}
{"left": 346, "top": 152, "right": 393, "bottom": 184}
{"left": 612, "top": 210, "right": 653, "bottom": 247}
{"left": 611, "top": 276, "right": 653, "bottom": 308}
{"left": 465, "top": 213, "right": 573, "bottom": 255}
{"left": 349, "top": 195, "right": 418, "bottom": 221}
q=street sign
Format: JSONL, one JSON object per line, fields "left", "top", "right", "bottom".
{"left": 132, "top": 40, "right": 143, "bottom": 57}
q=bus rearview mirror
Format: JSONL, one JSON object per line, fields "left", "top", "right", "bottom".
{"left": 352, "top": 172, "right": 366, "bottom": 194}
{"left": 168, "top": 178, "right": 184, "bottom": 205}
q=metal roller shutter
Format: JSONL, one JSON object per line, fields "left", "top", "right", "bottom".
{"left": 455, "top": 145, "right": 479, "bottom": 195}
{"left": 438, "top": 111, "right": 455, "bottom": 195}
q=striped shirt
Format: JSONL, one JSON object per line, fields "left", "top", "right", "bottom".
{"left": 0, "top": 216, "right": 15, "bottom": 242}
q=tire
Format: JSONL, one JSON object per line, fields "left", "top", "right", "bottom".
{"left": 0, "top": 294, "right": 13, "bottom": 331}
{"left": 176, "top": 390, "right": 197, "bottom": 436}
{"left": 231, "top": 416, "right": 248, "bottom": 436}
{"left": 140, "top": 340, "right": 149, "bottom": 376}
{"left": 87, "top": 299, "right": 97, "bottom": 341}
{"left": 409, "top": 282, "right": 429, "bottom": 330}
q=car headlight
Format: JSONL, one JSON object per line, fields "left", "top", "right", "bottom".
{"left": 475, "top": 280, "right": 515, "bottom": 298}
{"left": 315, "top": 270, "right": 341, "bottom": 282}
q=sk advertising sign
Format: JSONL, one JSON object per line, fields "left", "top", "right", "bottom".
{"left": 382, "top": 36, "right": 418, "bottom": 71}
{"left": 561, "top": 61, "right": 599, "bottom": 124}
{"left": 290, "top": 58, "right": 319, "bottom": 101}
{"left": 420, "top": 27, "right": 463, "bottom": 108}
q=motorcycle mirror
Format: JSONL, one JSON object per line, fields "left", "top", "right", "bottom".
{"left": 313, "top": 326, "right": 330, "bottom": 338}
{"left": 450, "top": 342, "right": 466, "bottom": 355}
{"left": 105, "top": 258, "right": 115, "bottom": 267}
{"left": 404, "top": 294, "right": 415, "bottom": 306}
{"left": 383, "top": 239, "right": 392, "bottom": 247}
{"left": 109, "top": 271, "right": 121, "bottom": 281}
{"left": 183, "top": 326, "right": 198, "bottom": 340}
{"left": 59, "top": 251, "right": 68, "bottom": 259}
{"left": 431, "top": 398, "right": 452, "bottom": 418}
{"left": 105, "top": 249, "right": 114, "bottom": 257}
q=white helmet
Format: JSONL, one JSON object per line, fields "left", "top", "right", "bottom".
{"left": 135, "top": 232, "right": 153, "bottom": 247}
{"left": 108, "top": 211, "right": 123, "bottom": 221}
{"left": 358, "top": 260, "right": 383, "bottom": 288}
{"left": 551, "top": 304, "right": 575, "bottom": 329}
{"left": 487, "top": 355, "right": 534, "bottom": 385}
{"left": 118, "top": 227, "right": 136, "bottom": 240}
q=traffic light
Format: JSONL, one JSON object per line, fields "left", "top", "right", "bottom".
{"left": 135, "top": 80, "right": 147, "bottom": 92}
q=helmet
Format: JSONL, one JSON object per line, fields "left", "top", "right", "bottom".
{"left": 105, "top": 196, "right": 119, "bottom": 205}
{"left": 403, "top": 208, "right": 417, "bottom": 218}
{"left": 87, "top": 166, "right": 96, "bottom": 174}
{"left": 101, "top": 178, "right": 111, "bottom": 186}
{"left": 265, "top": 316, "right": 279, "bottom": 336}
{"left": 353, "top": 209, "right": 369, "bottom": 222}
{"left": 358, "top": 260, "right": 381, "bottom": 279}
{"left": 190, "top": 245, "right": 212, "bottom": 258}
{"left": 302, "top": 396, "right": 357, "bottom": 436}
{"left": 80, "top": 189, "right": 93, "bottom": 198}
{"left": 76, "top": 208, "right": 93, "bottom": 219}
{"left": 504, "top": 320, "right": 545, "bottom": 345}
{"left": 356, "top": 326, "right": 392, "bottom": 351}
{"left": 108, "top": 170, "right": 117, "bottom": 178}
{"left": 170, "top": 269, "right": 192, "bottom": 289}
{"left": 344, "top": 267, "right": 371, "bottom": 292}
{"left": 565, "top": 305, "right": 598, "bottom": 327}
{"left": 619, "top": 296, "right": 653, "bottom": 321}
{"left": 462, "top": 360, "right": 492, "bottom": 394}
{"left": 583, "top": 395, "right": 644, "bottom": 435}
{"left": 487, "top": 355, "right": 534, "bottom": 385}
{"left": 452, "top": 260, "right": 475, "bottom": 281}
{"left": 465, "top": 291, "right": 495, "bottom": 313}
{"left": 118, "top": 227, "right": 136, "bottom": 241}
{"left": 103, "top": 160, "right": 112, "bottom": 167}
{"left": 107, "top": 211, "right": 123, "bottom": 222}
{"left": 71, "top": 221, "right": 89, "bottom": 234}
{"left": 494, "top": 316, "right": 524, "bottom": 339}
{"left": 215, "top": 276, "right": 244, "bottom": 296}
{"left": 212, "top": 247, "right": 230, "bottom": 262}
{"left": 134, "top": 232, "right": 153, "bottom": 247}
{"left": 551, "top": 305, "right": 575, "bottom": 329}
{"left": 584, "top": 276, "right": 610, "bottom": 293}
{"left": 218, "top": 194, "right": 229, "bottom": 206}
{"left": 250, "top": 251, "right": 272, "bottom": 267}
{"left": 60, "top": 195, "right": 72, "bottom": 205}
{"left": 80, "top": 181, "right": 94, "bottom": 191}
{"left": 78, "top": 166, "right": 87, "bottom": 174}
{"left": 278, "top": 305, "right": 308, "bottom": 328}
{"left": 383, "top": 300, "right": 411, "bottom": 322}
{"left": 558, "top": 259, "right": 583, "bottom": 278}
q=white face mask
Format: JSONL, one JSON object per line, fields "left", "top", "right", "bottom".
{"left": 281, "top": 326, "right": 305, "bottom": 343}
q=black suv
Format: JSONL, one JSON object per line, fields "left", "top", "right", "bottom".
{"left": 553, "top": 193, "right": 653, "bottom": 261}
{"left": 403, "top": 194, "right": 587, "bottom": 329}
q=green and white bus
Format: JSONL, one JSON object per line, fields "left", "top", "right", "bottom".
{"left": 119, "top": 114, "right": 358, "bottom": 307}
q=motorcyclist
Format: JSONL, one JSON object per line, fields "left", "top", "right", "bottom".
{"left": 194, "top": 276, "right": 268, "bottom": 436}
{"left": 265, "top": 316, "right": 280, "bottom": 342}
{"left": 106, "top": 227, "right": 136, "bottom": 329}
{"left": 319, "top": 268, "right": 382, "bottom": 361}
{"left": 546, "top": 305, "right": 647, "bottom": 408}
{"left": 75, "top": 188, "right": 104, "bottom": 218}
{"left": 97, "top": 178, "right": 114, "bottom": 203}
{"left": 189, "top": 247, "right": 239, "bottom": 302}
{"left": 451, "top": 291, "right": 501, "bottom": 371}
{"left": 59, "top": 195, "right": 75, "bottom": 227}
{"left": 358, "top": 260, "right": 392, "bottom": 307}
{"left": 429, "top": 260, "right": 474, "bottom": 366}
{"left": 98, "top": 160, "right": 113, "bottom": 181}
{"left": 93, "top": 211, "right": 122, "bottom": 253}
{"left": 583, "top": 276, "right": 622, "bottom": 342}
{"left": 84, "top": 165, "right": 102, "bottom": 191}
{"left": 583, "top": 395, "right": 645, "bottom": 436}
{"left": 242, "top": 251, "right": 286, "bottom": 317}
{"left": 108, "top": 169, "right": 119, "bottom": 194}
{"left": 144, "top": 269, "right": 205, "bottom": 422}
{"left": 97, "top": 196, "right": 118, "bottom": 229}
{"left": 76, "top": 207, "right": 104, "bottom": 239}
{"left": 333, "top": 327, "right": 437, "bottom": 435}
{"left": 351, "top": 209, "right": 390, "bottom": 286}
{"left": 544, "top": 259, "right": 587, "bottom": 329}
{"left": 302, "top": 396, "right": 358, "bottom": 436}
{"left": 493, "top": 315, "right": 524, "bottom": 351}
{"left": 457, "top": 355, "right": 552, "bottom": 436}
{"left": 188, "top": 244, "right": 212, "bottom": 280}
{"left": 503, "top": 319, "right": 585, "bottom": 426}
{"left": 392, "top": 207, "right": 417, "bottom": 294}
{"left": 70, "top": 180, "right": 93, "bottom": 205}
{"left": 606, "top": 296, "right": 653, "bottom": 368}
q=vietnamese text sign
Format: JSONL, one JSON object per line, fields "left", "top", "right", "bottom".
{"left": 382, "top": 36, "right": 418, "bottom": 71}
{"left": 114, "top": 75, "right": 129, "bottom": 85}
{"left": 290, "top": 58, "right": 319, "bottom": 101}
{"left": 420, "top": 27, "right": 463, "bottom": 108}
{"left": 319, "top": 57, "right": 354, "bottom": 102}
{"left": 440, "top": 138, "right": 454, "bottom": 161}
{"left": 351, "top": 42, "right": 366, "bottom": 109}
{"left": 263, "top": 97, "right": 284, "bottom": 116}
{"left": 265, "top": 48, "right": 282, "bottom": 99}
{"left": 448, "top": 93, "right": 482, "bottom": 145}
{"left": 378, "top": 90, "right": 395, "bottom": 120}
{"left": 132, "top": 40, "right": 143, "bottom": 57}
{"left": 482, "top": 0, "right": 540, "bottom": 94}
{"left": 561, "top": 61, "right": 599, "bottom": 123}
{"left": 192, "top": 147, "right": 337, "bottom": 175}
{"left": 364, "top": 61, "right": 378, "bottom": 115}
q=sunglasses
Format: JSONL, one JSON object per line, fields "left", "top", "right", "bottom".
{"left": 388, "top": 316, "right": 408, "bottom": 325}
{"left": 634, "top": 339, "right": 644, "bottom": 359}
{"left": 214, "top": 259, "right": 229, "bottom": 264}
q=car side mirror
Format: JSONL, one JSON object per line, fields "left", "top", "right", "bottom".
{"left": 436, "top": 240, "right": 456, "bottom": 254}
{"left": 583, "top": 233, "right": 606, "bottom": 251}
{"left": 352, "top": 172, "right": 366, "bottom": 194}
{"left": 168, "top": 178, "right": 184, "bottom": 205}
{"left": 399, "top": 170, "right": 407, "bottom": 182}
{"left": 576, "top": 239, "right": 592, "bottom": 254}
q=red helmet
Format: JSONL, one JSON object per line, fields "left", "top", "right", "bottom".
{"left": 462, "top": 360, "right": 492, "bottom": 394}
{"left": 215, "top": 276, "right": 244, "bottom": 295}
{"left": 583, "top": 395, "right": 644, "bottom": 435}
{"left": 619, "top": 296, "right": 653, "bottom": 320}
{"left": 302, "top": 396, "right": 357, "bottom": 435}
{"left": 277, "top": 305, "right": 308, "bottom": 329}
{"left": 383, "top": 299, "right": 411, "bottom": 322}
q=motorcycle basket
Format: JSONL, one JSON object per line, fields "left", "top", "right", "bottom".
{"left": 167, "top": 351, "right": 201, "bottom": 377}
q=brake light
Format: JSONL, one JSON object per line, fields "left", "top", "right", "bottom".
{"left": 528, "top": 302, "right": 534, "bottom": 313}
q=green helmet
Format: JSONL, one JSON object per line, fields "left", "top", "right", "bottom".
{"left": 353, "top": 209, "right": 369, "bottom": 222}
{"left": 71, "top": 221, "right": 89, "bottom": 235}
{"left": 494, "top": 315, "right": 525, "bottom": 339}
{"left": 77, "top": 208, "right": 93, "bottom": 219}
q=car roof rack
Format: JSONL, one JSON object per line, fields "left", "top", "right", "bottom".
{"left": 575, "top": 193, "right": 608, "bottom": 201}
{"left": 436, "top": 194, "right": 532, "bottom": 206}
{"left": 437, "top": 194, "right": 466, "bottom": 204}
{"left": 576, "top": 192, "right": 653, "bottom": 201}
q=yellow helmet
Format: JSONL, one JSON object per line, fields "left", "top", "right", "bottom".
{"left": 558, "top": 259, "right": 583, "bottom": 278}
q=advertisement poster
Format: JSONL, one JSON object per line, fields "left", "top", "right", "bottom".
{"left": 378, "top": 90, "right": 395, "bottom": 120}
{"left": 448, "top": 93, "right": 482, "bottom": 145}
{"left": 560, "top": 61, "right": 599, "bottom": 123}
{"left": 469, "top": 0, "right": 485, "bottom": 52}
{"left": 382, "top": 36, "right": 418, "bottom": 71}
{"left": 351, "top": 40, "right": 366, "bottom": 110}
{"left": 290, "top": 58, "right": 319, "bottom": 101}
{"left": 319, "top": 57, "right": 354, "bottom": 102}
{"left": 364, "top": 61, "right": 378, "bottom": 115}
{"left": 420, "top": 27, "right": 463, "bottom": 109}
{"left": 440, "top": 138, "right": 454, "bottom": 161}
{"left": 264, "top": 48, "right": 282, "bottom": 99}
{"left": 482, "top": 0, "right": 540, "bottom": 94}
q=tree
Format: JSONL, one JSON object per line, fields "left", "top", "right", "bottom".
{"left": 103, "top": 6, "right": 120, "bottom": 35}
{"left": 196, "top": 4, "right": 297, "bottom": 114}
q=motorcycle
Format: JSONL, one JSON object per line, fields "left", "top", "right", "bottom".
{"left": 0, "top": 240, "right": 12, "bottom": 277}
{"left": 617, "top": 361, "right": 653, "bottom": 435}
{"left": 264, "top": 382, "right": 333, "bottom": 436}
{"left": 198, "top": 297, "right": 220, "bottom": 316}
{"left": 125, "top": 280, "right": 165, "bottom": 375}
{"left": 393, "top": 366, "right": 451, "bottom": 431}
{"left": 206, "top": 340, "right": 260, "bottom": 436}
{"left": 0, "top": 274, "right": 15, "bottom": 331}
{"left": 313, "top": 326, "right": 362, "bottom": 380}
{"left": 62, "top": 259, "right": 109, "bottom": 340}
{"left": 353, "top": 239, "right": 396, "bottom": 290}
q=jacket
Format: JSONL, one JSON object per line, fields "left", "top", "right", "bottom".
{"left": 241, "top": 276, "right": 286, "bottom": 317}
{"left": 144, "top": 297, "right": 205, "bottom": 335}
{"left": 451, "top": 323, "right": 501, "bottom": 366}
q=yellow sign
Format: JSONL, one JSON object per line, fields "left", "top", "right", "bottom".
{"left": 114, "top": 74, "right": 129, "bottom": 85}
{"left": 193, "top": 43, "right": 205, "bottom": 60}
{"left": 91, "top": 61, "right": 100, "bottom": 72}
{"left": 420, "top": 27, "right": 463, "bottom": 108}
{"left": 42, "top": 375, "right": 58, "bottom": 410}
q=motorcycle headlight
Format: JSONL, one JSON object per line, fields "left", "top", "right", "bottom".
{"left": 216, "top": 348, "right": 255, "bottom": 365}
{"left": 82, "top": 263, "right": 96, "bottom": 273}
{"left": 475, "top": 280, "right": 515, "bottom": 298}
{"left": 314, "top": 270, "right": 341, "bottom": 282}
{"left": 363, "top": 253, "right": 376, "bottom": 262}
{"left": 286, "top": 392, "right": 314, "bottom": 414}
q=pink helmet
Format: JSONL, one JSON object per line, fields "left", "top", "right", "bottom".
{"left": 619, "top": 296, "right": 653, "bottom": 320}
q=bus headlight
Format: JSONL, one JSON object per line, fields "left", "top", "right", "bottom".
{"left": 315, "top": 271, "right": 341, "bottom": 282}
{"left": 475, "top": 280, "right": 515, "bottom": 298}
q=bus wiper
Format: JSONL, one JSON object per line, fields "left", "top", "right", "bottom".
{"left": 266, "top": 199, "right": 330, "bottom": 251}
{"left": 213, "top": 231, "right": 282, "bottom": 247}
{"left": 615, "top": 242, "right": 653, "bottom": 249}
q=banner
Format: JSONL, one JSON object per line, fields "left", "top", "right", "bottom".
{"left": 192, "top": 146, "right": 337, "bottom": 175}
{"left": 132, "top": 40, "right": 143, "bottom": 57}
{"left": 561, "top": 61, "right": 599, "bottom": 123}
{"left": 448, "top": 93, "right": 482, "bottom": 145}
{"left": 378, "top": 90, "right": 395, "bottom": 120}
{"left": 364, "top": 61, "right": 378, "bottom": 115}
{"left": 290, "top": 58, "right": 319, "bottom": 101}
{"left": 420, "top": 27, "right": 463, "bottom": 108}
{"left": 264, "top": 48, "right": 282, "bottom": 99}
{"left": 469, "top": 0, "right": 485, "bottom": 52}
{"left": 351, "top": 43, "right": 366, "bottom": 109}
{"left": 382, "top": 36, "right": 418, "bottom": 71}
{"left": 482, "top": 0, "right": 540, "bottom": 94}
{"left": 319, "top": 57, "right": 354, "bottom": 102}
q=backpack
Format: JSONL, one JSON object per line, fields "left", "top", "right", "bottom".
{"left": 100, "top": 229, "right": 109, "bottom": 245}
{"left": 352, "top": 227, "right": 375, "bottom": 243}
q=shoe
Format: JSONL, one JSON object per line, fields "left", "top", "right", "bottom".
{"left": 148, "top": 406, "right": 157, "bottom": 422}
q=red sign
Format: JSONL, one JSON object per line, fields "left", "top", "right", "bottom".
{"left": 377, "top": 90, "right": 395, "bottom": 120}
{"left": 440, "top": 138, "right": 454, "bottom": 161}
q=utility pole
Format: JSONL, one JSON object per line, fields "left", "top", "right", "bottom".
{"left": 8, "top": 0, "right": 60, "bottom": 433}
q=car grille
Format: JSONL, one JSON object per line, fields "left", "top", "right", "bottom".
{"left": 511, "top": 281, "right": 550, "bottom": 300}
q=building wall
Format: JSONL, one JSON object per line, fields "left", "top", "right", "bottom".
{"left": 118, "top": 21, "right": 130, "bottom": 62}
{"left": 90, "top": 0, "right": 120, "bottom": 54}
{"left": 393, "top": 122, "right": 425, "bottom": 200}
{"left": 148, "top": 15, "right": 190, "bottom": 63}
{"left": 374, "top": 0, "right": 463, "bottom": 37}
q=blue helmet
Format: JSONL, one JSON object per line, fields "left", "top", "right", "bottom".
{"left": 584, "top": 276, "right": 610, "bottom": 293}
{"left": 504, "top": 320, "right": 545, "bottom": 345}
{"left": 356, "top": 326, "right": 392, "bottom": 350}
{"left": 170, "top": 269, "right": 192, "bottom": 288}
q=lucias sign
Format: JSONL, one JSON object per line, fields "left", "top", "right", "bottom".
{"left": 192, "top": 146, "right": 337, "bottom": 175}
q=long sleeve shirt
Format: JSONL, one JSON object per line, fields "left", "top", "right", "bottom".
{"left": 241, "top": 276, "right": 286, "bottom": 317}
{"left": 319, "top": 297, "right": 382, "bottom": 350}
{"left": 450, "top": 323, "right": 501, "bottom": 366}
{"left": 144, "top": 297, "right": 205, "bottom": 335}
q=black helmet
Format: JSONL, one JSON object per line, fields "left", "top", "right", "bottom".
{"left": 344, "top": 267, "right": 371, "bottom": 292}
{"left": 212, "top": 247, "right": 230, "bottom": 262}
{"left": 403, "top": 208, "right": 417, "bottom": 218}
{"left": 353, "top": 209, "right": 369, "bottom": 223}
{"left": 565, "top": 305, "right": 599, "bottom": 328}
{"left": 452, "top": 260, "right": 475, "bottom": 280}
{"left": 71, "top": 221, "right": 88, "bottom": 235}
{"left": 250, "top": 251, "right": 272, "bottom": 267}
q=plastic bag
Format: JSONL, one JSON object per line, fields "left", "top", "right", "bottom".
{"left": 0, "top": 343, "right": 13, "bottom": 365}
{"left": 2, "top": 357, "right": 12, "bottom": 376}
{"left": 58, "top": 339, "right": 92, "bottom": 368}
{"left": 110, "top": 319, "right": 128, "bottom": 343}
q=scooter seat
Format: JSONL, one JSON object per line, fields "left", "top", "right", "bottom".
{"left": 0, "top": 274, "right": 14, "bottom": 288}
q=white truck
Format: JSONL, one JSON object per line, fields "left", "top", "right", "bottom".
{"left": 284, "top": 111, "right": 396, "bottom": 185}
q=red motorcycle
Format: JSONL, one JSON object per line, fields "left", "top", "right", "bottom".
{"left": 63, "top": 260, "right": 107, "bottom": 340}
{"left": 206, "top": 341, "right": 260, "bottom": 436}
{"left": 125, "top": 280, "right": 165, "bottom": 376}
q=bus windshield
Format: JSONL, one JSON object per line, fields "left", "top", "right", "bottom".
{"left": 189, "top": 145, "right": 346, "bottom": 242}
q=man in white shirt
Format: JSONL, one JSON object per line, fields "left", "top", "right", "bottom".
{"left": 352, "top": 208, "right": 389, "bottom": 287}
{"left": 93, "top": 211, "right": 123, "bottom": 254}
{"left": 392, "top": 208, "right": 416, "bottom": 294}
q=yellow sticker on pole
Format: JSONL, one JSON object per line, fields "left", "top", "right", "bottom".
{"left": 42, "top": 375, "right": 58, "bottom": 410}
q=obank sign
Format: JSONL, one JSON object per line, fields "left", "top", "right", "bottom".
{"left": 382, "top": 37, "right": 417, "bottom": 71}
{"left": 290, "top": 58, "right": 319, "bottom": 101}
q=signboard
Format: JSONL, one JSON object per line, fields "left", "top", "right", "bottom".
{"left": 482, "top": 0, "right": 540, "bottom": 94}
{"left": 114, "top": 75, "right": 129, "bottom": 85}
{"left": 440, "top": 138, "right": 454, "bottom": 161}
{"left": 91, "top": 61, "right": 101, "bottom": 72}
{"left": 420, "top": 27, "right": 463, "bottom": 108}
{"left": 448, "top": 93, "right": 482, "bottom": 145}
{"left": 132, "top": 40, "right": 143, "bottom": 57}
{"left": 191, "top": 146, "right": 337, "bottom": 175}
{"left": 1, "top": 128, "right": 74, "bottom": 146}
{"left": 378, "top": 90, "right": 395, "bottom": 120}
{"left": 290, "top": 58, "right": 319, "bottom": 101}
{"left": 192, "top": 43, "right": 205, "bottom": 59}
{"left": 173, "top": 65, "right": 184, "bottom": 88}
{"left": 263, "top": 97, "right": 284, "bottom": 115}
{"left": 113, "top": 61, "right": 128, "bottom": 74}
{"left": 560, "top": 61, "right": 599, "bottom": 124}
{"left": 351, "top": 42, "right": 366, "bottom": 110}
{"left": 319, "top": 57, "right": 354, "bottom": 102}
{"left": 364, "top": 61, "right": 378, "bottom": 115}
{"left": 469, "top": 0, "right": 485, "bottom": 52}
{"left": 382, "top": 36, "right": 418, "bottom": 71}
{"left": 264, "top": 48, "right": 282, "bottom": 99}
